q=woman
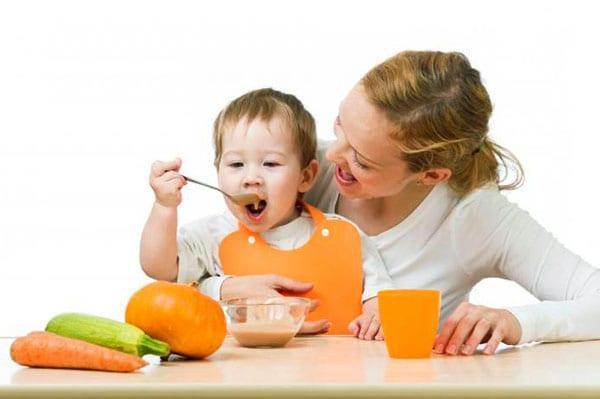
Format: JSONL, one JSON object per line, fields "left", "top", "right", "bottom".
{"left": 219, "top": 51, "right": 600, "bottom": 356}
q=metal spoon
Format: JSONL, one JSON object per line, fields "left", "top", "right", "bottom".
{"left": 182, "top": 175, "right": 261, "bottom": 207}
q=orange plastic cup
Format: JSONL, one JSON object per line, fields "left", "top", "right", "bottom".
{"left": 378, "top": 289, "right": 441, "bottom": 359}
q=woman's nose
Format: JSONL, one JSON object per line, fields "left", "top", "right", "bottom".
{"left": 326, "top": 135, "right": 348, "bottom": 163}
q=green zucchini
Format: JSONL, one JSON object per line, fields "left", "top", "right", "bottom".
{"left": 45, "top": 312, "right": 170, "bottom": 357}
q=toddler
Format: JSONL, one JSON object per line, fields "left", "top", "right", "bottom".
{"left": 140, "top": 88, "right": 393, "bottom": 338}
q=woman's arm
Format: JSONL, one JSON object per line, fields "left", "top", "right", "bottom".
{"left": 484, "top": 199, "right": 600, "bottom": 344}
{"left": 439, "top": 188, "right": 600, "bottom": 354}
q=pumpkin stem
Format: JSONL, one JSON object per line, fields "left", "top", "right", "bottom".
{"left": 190, "top": 281, "right": 199, "bottom": 289}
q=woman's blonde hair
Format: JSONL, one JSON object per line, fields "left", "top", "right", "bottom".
{"left": 361, "top": 51, "right": 523, "bottom": 196}
{"left": 213, "top": 88, "right": 316, "bottom": 169}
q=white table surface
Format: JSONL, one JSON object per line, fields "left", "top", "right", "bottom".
{"left": 2, "top": 336, "right": 600, "bottom": 398}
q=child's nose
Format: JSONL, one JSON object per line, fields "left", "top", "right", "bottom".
{"left": 242, "top": 171, "right": 264, "bottom": 188}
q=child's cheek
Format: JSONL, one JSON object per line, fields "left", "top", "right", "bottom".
{"left": 218, "top": 170, "right": 238, "bottom": 194}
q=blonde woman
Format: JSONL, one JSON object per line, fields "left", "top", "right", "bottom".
{"left": 218, "top": 51, "right": 600, "bottom": 355}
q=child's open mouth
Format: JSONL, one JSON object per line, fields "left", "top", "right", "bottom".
{"left": 245, "top": 199, "right": 268, "bottom": 222}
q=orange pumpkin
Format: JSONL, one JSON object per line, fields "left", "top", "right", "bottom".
{"left": 125, "top": 281, "right": 226, "bottom": 359}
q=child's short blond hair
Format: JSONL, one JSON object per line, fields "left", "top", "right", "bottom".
{"left": 213, "top": 88, "right": 316, "bottom": 168}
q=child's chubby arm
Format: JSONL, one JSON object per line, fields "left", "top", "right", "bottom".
{"left": 140, "top": 158, "right": 187, "bottom": 281}
{"left": 348, "top": 230, "right": 394, "bottom": 340}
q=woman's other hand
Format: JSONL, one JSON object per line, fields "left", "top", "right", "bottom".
{"left": 433, "top": 302, "right": 522, "bottom": 356}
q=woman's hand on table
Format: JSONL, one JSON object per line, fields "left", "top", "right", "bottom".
{"left": 220, "top": 274, "right": 331, "bottom": 335}
{"left": 433, "top": 302, "right": 522, "bottom": 356}
{"left": 348, "top": 297, "right": 384, "bottom": 341}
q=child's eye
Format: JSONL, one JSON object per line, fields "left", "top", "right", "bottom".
{"left": 228, "top": 162, "right": 244, "bottom": 168}
{"left": 352, "top": 151, "right": 369, "bottom": 170}
{"left": 264, "top": 162, "right": 281, "bottom": 167}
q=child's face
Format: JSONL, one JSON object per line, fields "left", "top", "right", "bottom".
{"left": 218, "top": 116, "right": 314, "bottom": 233}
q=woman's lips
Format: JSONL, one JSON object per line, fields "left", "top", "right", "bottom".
{"left": 335, "top": 165, "right": 357, "bottom": 186}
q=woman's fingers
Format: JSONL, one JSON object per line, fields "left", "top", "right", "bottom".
{"left": 483, "top": 323, "right": 505, "bottom": 355}
{"left": 434, "top": 303, "right": 521, "bottom": 356}
{"left": 375, "top": 327, "right": 384, "bottom": 341}
{"left": 461, "top": 318, "right": 492, "bottom": 355}
{"left": 483, "top": 319, "right": 507, "bottom": 355}
{"left": 444, "top": 313, "right": 480, "bottom": 355}
{"left": 433, "top": 302, "right": 470, "bottom": 354}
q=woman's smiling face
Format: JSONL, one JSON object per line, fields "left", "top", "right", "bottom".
{"left": 326, "top": 84, "right": 418, "bottom": 199}
{"left": 218, "top": 116, "right": 316, "bottom": 233}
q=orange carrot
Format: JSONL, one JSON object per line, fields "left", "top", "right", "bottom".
{"left": 10, "top": 331, "right": 148, "bottom": 372}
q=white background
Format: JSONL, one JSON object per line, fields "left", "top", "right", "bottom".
{"left": 1, "top": 0, "right": 598, "bottom": 336}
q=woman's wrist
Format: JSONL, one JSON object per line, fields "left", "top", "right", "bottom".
{"left": 499, "top": 309, "right": 523, "bottom": 345}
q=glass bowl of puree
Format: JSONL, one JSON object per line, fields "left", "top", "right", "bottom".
{"left": 221, "top": 297, "right": 311, "bottom": 348}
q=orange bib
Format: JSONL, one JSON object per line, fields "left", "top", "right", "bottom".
{"left": 220, "top": 202, "right": 363, "bottom": 335}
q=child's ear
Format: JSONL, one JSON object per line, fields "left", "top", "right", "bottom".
{"left": 298, "top": 160, "right": 320, "bottom": 193}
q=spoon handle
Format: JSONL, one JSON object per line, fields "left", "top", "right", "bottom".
{"left": 181, "top": 175, "right": 232, "bottom": 199}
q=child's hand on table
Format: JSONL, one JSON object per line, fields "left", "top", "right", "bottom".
{"left": 348, "top": 297, "right": 384, "bottom": 341}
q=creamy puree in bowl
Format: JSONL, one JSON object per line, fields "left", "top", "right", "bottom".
{"left": 229, "top": 321, "right": 298, "bottom": 347}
